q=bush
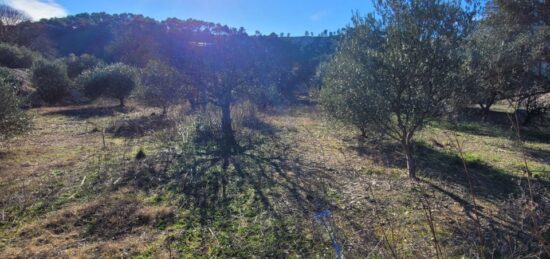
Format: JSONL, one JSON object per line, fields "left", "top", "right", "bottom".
{"left": 0, "top": 43, "right": 38, "bottom": 69}
{"left": 138, "top": 60, "right": 186, "bottom": 114}
{"left": 0, "top": 67, "right": 23, "bottom": 90}
{"left": 0, "top": 72, "right": 29, "bottom": 139}
{"left": 77, "top": 63, "right": 138, "bottom": 107}
{"left": 31, "top": 59, "right": 71, "bottom": 104}
{"left": 64, "top": 53, "right": 104, "bottom": 79}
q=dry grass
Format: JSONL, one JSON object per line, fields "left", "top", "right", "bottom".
{"left": 0, "top": 101, "right": 548, "bottom": 257}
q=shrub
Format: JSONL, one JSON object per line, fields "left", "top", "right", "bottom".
{"left": 64, "top": 53, "right": 104, "bottom": 79}
{"left": 0, "top": 72, "right": 29, "bottom": 139}
{"left": 0, "top": 67, "right": 22, "bottom": 90}
{"left": 0, "top": 43, "right": 38, "bottom": 69}
{"left": 77, "top": 63, "right": 138, "bottom": 107}
{"left": 320, "top": 2, "right": 474, "bottom": 179}
{"left": 138, "top": 60, "right": 186, "bottom": 114}
{"left": 31, "top": 59, "right": 71, "bottom": 104}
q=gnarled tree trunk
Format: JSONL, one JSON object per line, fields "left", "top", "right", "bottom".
{"left": 402, "top": 133, "right": 417, "bottom": 180}
{"left": 221, "top": 101, "right": 235, "bottom": 152}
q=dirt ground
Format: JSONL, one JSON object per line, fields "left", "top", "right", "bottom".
{"left": 0, "top": 103, "right": 549, "bottom": 258}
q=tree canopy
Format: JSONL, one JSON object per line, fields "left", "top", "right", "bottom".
{"left": 321, "top": 0, "right": 476, "bottom": 179}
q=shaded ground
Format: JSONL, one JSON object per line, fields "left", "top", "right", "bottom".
{"left": 0, "top": 103, "right": 549, "bottom": 257}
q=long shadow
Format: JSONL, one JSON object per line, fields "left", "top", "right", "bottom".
{"left": 44, "top": 105, "right": 130, "bottom": 120}
{"left": 458, "top": 107, "right": 515, "bottom": 125}
{"left": 350, "top": 140, "right": 529, "bottom": 201}
{"left": 434, "top": 108, "right": 550, "bottom": 144}
{"left": 416, "top": 143, "right": 525, "bottom": 200}
{"left": 349, "top": 138, "right": 550, "bottom": 257}
{"left": 524, "top": 146, "right": 550, "bottom": 167}
{"left": 112, "top": 115, "right": 341, "bottom": 256}
{"left": 106, "top": 115, "right": 175, "bottom": 138}
{"left": 241, "top": 115, "right": 280, "bottom": 136}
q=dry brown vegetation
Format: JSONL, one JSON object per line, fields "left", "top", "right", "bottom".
{"left": 0, "top": 100, "right": 549, "bottom": 258}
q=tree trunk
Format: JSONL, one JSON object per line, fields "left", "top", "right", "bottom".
{"left": 479, "top": 95, "right": 496, "bottom": 122}
{"left": 359, "top": 127, "right": 367, "bottom": 138}
{"left": 221, "top": 102, "right": 235, "bottom": 151}
{"left": 479, "top": 103, "right": 491, "bottom": 122}
{"left": 402, "top": 139, "right": 417, "bottom": 180}
{"left": 119, "top": 98, "right": 125, "bottom": 107}
{"left": 188, "top": 98, "right": 196, "bottom": 112}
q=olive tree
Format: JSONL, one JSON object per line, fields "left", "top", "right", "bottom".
{"left": 484, "top": 0, "right": 550, "bottom": 125}
{"left": 64, "top": 53, "right": 104, "bottom": 79}
{"left": 0, "top": 43, "right": 37, "bottom": 69}
{"left": 320, "top": 16, "right": 384, "bottom": 138}
{"left": 138, "top": 60, "right": 187, "bottom": 115}
{"left": 321, "top": 0, "right": 475, "bottom": 179}
{"left": 464, "top": 3, "right": 547, "bottom": 122}
{"left": 0, "top": 68, "right": 29, "bottom": 139}
{"left": 31, "top": 59, "right": 71, "bottom": 104}
{"left": 77, "top": 63, "right": 138, "bottom": 107}
{"left": 196, "top": 34, "right": 260, "bottom": 150}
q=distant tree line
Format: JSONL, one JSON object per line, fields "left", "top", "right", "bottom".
{"left": 0, "top": 7, "right": 336, "bottom": 145}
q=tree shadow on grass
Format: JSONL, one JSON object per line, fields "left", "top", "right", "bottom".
{"left": 415, "top": 143, "right": 523, "bottom": 200}
{"left": 114, "top": 116, "right": 347, "bottom": 257}
{"left": 434, "top": 108, "right": 550, "bottom": 144}
{"left": 523, "top": 146, "right": 550, "bottom": 167}
{"left": 43, "top": 105, "right": 131, "bottom": 120}
{"left": 240, "top": 115, "right": 280, "bottom": 136}
{"left": 105, "top": 115, "right": 175, "bottom": 138}
{"left": 350, "top": 140, "right": 525, "bottom": 201}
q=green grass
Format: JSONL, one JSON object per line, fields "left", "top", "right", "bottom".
{"left": 0, "top": 103, "right": 549, "bottom": 257}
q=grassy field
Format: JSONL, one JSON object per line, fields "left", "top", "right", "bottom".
{"left": 0, "top": 101, "right": 548, "bottom": 258}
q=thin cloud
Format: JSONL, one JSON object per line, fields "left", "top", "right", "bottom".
{"left": 309, "top": 10, "right": 328, "bottom": 22}
{"left": 4, "top": 0, "right": 67, "bottom": 21}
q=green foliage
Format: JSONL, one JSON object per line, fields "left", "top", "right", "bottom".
{"left": 321, "top": 0, "right": 476, "bottom": 178}
{"left": 64, "top": 53, "right": 104, "bottom": 79}
{"left": 467, "top": 0, "right": 550, "bottom": 123}
{"left": 31, "top": 59, "right": 70, "bottom": 104}
{"left": 0, "top": 68, "right": 29, "bottom": 139}
{"left": 77, "top": 63, "right": 138, "bottom": 106}
{"left": 0, "top": 43, "right": 38, "bottom": 69}
{"left": 319, "top": 46, "right": 377, "bottom": 137}
{"left": 138, "top": 60, "right": 186, "bottom": 114}
{"left": 0, "top": 66, "right": 22, "bottom": 89}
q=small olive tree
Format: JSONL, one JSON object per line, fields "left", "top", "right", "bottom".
{"left": 463, "top": 16, "right": 536, "bottom": 121}
{"left": 77, "top": 63, "right": 138, "bottom": 107}
{"left": 480, "top": 0, "right": 550, "bottom": 125}
{"left": 31, "top": 59, "right": 71, "bottom": 104}
{"left": 64, "top": 53, "right": 104, "bottom": 79}
{"left": 138, "top": 60, "right": 187, "bottom": 115}
{"left": 0, "top": 68, "right": 29, "bottom": 139}
{"left": 321, "top": 1, "right": 475, "bottom": 179}
{"left": 196, "top": 34, "right": 261, "bottom": 150}
{"left": 0, "top": 43, "right": 38, "bottom": 69}
{"left": 320, "top": 18, "right": 384, "bottom": 138}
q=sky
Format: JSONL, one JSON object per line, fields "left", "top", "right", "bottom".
{"left": 1, "top": 0, "right": 374, "bottom": 36}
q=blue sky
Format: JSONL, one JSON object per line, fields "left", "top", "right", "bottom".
{"left": 2, "top": 0, "right": 374, "bottom": 36}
